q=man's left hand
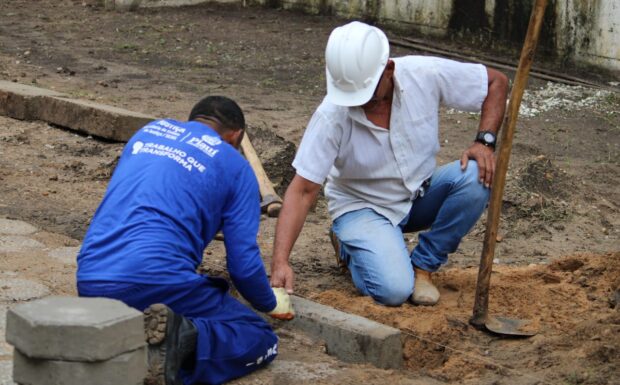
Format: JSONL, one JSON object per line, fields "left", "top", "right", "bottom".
{"left": 460, "top": 142, "right": 496, "bottom": 188}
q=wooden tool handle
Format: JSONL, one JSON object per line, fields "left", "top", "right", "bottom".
{"left": 471, "top": 0, "right": 548, "bottom": 328}
{"left": 240, "top": 134, "right": 283, "bottom": 217}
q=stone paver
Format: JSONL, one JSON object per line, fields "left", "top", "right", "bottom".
{"left": 0, "top": 279, "right": 49, "bottom": 302}
{"left": 0, "top": 236, "right": 44, "bottom": 253}
{"left": 270, "top": 360, "right": 339, "bottom": 381}
{"left": 13, "top": 347, "right": 146, "bottom": 385}
{"left": 0, "top": 306, "right": 12, "bottom": 357}
{"left": 0, "top": 219, "right": 37, "bottom": 236}
{"left": 0, "top": 361, "right": 15, "bottom": 385}
{"left": 47, "top": 247, "right": 79, "bottom": 265}
{"left": 7, "top": 296, "right": 145, "bottom": 361}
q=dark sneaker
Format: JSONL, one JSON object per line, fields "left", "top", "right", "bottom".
{"left": 144, "top": 304, "right": 198, "bottom": 385}
{"left": 329, "top": 228, "right": 347, "bottom": 271}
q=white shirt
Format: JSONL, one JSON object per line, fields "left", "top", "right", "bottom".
{"left": 292, "top": 56, "right": 488, "bottom": 225}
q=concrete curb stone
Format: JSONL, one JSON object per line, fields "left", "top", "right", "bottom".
{"left": 0, "top": 81, "right": 63, "bottom": 121}
{"left": 0, "top": 81, "right": 155, "bottom": 142}
{"left": 279, "top": 296, "right": 403, "bottom": 369}
{"left": 37, "top": 96, "right": 154, "bottom": 142}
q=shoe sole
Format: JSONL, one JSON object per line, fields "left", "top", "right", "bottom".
{"left": 144, "top": 304, "right": 170, "bottom": 385}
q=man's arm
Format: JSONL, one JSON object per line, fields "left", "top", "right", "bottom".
{"left": 222, "top": 165, "right": 276, "bottom": 313}
{"left": 270, "top": 174, "right": 322, "bottom": 293}
{"left": 460, "top": 67, "right": 509, "bottom": 188}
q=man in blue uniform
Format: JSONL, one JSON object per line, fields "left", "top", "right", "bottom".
{"left": 77, "top": 96, "right": 291, "bottom": 385}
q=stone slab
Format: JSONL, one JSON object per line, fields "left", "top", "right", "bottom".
{"left": 0, "top": 81, "right": 63, "bottom": 121}
{"left": 0, "top": 236, "right": 44, "bottom": 253}
{"left": 0, "top": 220, "right": 37, "bottom": 236}
{"left": 282, "top": 296, "right": 403, "bottom": 369}
{"left": 0, "top": 361, "right": 15, "bottom": 385}
{"left": 0, "top": 306, "right": 12, "bottom": 357}
{"left": 6, "top": 296, "right": 145, "bottom": 361}
{"left": 47, "top": 247, "right": 79, "bottom": 265}
{"left": 13, "top": 347, "right": 146, "bottom": 385}
{"left": 0, "top": 279, "right": 49, "bottom": 302}
{"left": 37, "top": 96, "right": 155, "bottom": 142}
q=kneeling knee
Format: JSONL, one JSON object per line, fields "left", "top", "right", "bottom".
{"left": 369, "top": 282, "right": 412, "bottom": 306}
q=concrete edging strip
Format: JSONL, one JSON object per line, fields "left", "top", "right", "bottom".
{"left": 283, "top": 296, "right": 403, "bottom": 369}
{"left": 0, "top": 80, "right": 155, "bottom": 142}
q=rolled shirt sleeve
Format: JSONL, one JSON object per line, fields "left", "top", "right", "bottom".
{"left": 432, "top": 57, "right": 488, "bottom": 112}
{"left": 292, "top": 104, "right": 343, "bottom": 184}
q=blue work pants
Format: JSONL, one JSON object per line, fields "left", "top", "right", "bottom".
{"left": 331, "top": 160, "right": 490, "bottom": 306}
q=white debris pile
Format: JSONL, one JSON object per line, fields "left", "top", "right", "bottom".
{"left": 518, "top": 82, "right": 614, "bottom": 117}
{"left": 446, "top": 82, "right": 615, "bottom": 118}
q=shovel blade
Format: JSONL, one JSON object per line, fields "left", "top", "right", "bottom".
{"left": 485, "top": 315, "right": 538, "bottom": 337}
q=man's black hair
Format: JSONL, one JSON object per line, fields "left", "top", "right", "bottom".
{"left": 188, "top": 95, "right": 245, "bottom": 131}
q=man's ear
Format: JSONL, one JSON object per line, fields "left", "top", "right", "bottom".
{"left": 222, "top": 129, "right": 243, "bottom": 149}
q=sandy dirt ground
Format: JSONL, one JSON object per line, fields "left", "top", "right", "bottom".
{"left": 0, "top": 1, "right": 619, "bottom": 384}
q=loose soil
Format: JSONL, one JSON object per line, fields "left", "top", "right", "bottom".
{"left": 0, "top": 1, "right": 619, "bottom": 384}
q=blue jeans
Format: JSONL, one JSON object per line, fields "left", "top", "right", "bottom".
{"left": 331, "top": 160, "right": 489, "bottom": 306}
{"left": 78, "top": 276, "right": 278, "bottom": 385}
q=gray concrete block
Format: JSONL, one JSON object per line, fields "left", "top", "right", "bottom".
{"left": 283, "top": 296, "right": 403, "bottom": 369}
{"left": 6, "top": 296, "right": 145, "bottom": 361}
{"left": 13, "top": 347, "right": 146, "bottom": 385}
{"left": 0, "top": 81, "right": 63, "bottom": 120}
{"left": 0, "top": 219, "right": 37, "bottom": 236}
{"left": 0, "top": 279, "right": 49, "bottom": 302}
{"left": 37, "top": 96, "right": 155, "bottom": 142}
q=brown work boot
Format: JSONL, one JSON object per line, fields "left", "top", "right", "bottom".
{"left": 144, "top": 304, "right": 197, "bottom": 385}
{"left": 411, "top": 268, "right": 440, "bottom": 306}
{"left": 329, "top": 228, "right": 347, "bottom": 271}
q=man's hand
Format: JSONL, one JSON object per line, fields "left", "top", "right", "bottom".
{"left": 460, "top": 142, "right": 496, "bottom": 188}
{"left": 270, "top": 260, "right": 294, "bottom": 294}
{"left": 267, "top": 287, "right": 295, "bottom": 320}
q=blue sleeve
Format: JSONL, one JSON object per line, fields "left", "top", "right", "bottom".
{"left": 221, "top": 163, "right": 276, "bottom": 313}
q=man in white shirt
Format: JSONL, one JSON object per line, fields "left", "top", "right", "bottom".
{"left": 270, "top": 21, "right": 508, "bottom": 306}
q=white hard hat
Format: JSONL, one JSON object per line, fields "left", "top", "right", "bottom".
{"left": 325, "top": 21, "right": 390, "bottom": 107}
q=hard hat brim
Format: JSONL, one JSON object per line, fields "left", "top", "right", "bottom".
{"left": 325, "top": 69, "right": 381, "bottom": 107}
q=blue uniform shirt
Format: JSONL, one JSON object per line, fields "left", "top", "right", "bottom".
{"left": 77, "top": 119, "right": 276, "bottom": 312}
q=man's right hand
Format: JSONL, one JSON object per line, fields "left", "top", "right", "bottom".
{"left": 270, "top": 261, "right": 294, "bottom": 294}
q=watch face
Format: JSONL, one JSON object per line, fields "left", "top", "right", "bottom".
{"left": 483, "top": 133, "right": 495, "bottom": 143}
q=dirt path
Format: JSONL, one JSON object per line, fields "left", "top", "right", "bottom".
{"left": 0, "top": 1, "right": 619, "bottom": 384}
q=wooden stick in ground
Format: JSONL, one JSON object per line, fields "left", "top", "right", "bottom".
{"left": 240, "top": 134, "right": 283, "bottom": 217}
{"left": 470, "top": 0, "right": 548, "bottom": 328}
